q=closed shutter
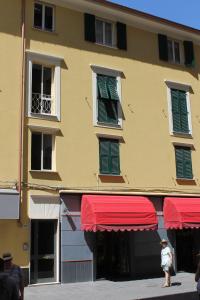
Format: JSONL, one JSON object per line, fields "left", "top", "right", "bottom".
{"left": 98, "top": 99, "right": 107, "bottom": 123}
{"left": 183, "top": 148, "right": 193, "bottom": 179}
{"left": 110, "top": 140, "right": 120, "bottom": 175}
{"left": 84, "top": 13, "right": 96, "bottom": 43}
{"left": 183, "top": 41, "right": 195, "bottom": 67}
{"left": 171, "top": 89, "right": 181, "bottom": 132}
{"left": 179, "top": 90, "right": 189, "bottom": 133}
{"left": 116, "top": 22, "right": 127, "bottom": 50}
{"left": 99, "top": 139, "right": 110, "bottom": 174}
{"left": 171, "top": 89, "right": 189, "bottom": 134}
{"left": 175, "top": 147, "right": 193, "bottom": 179}
{"left": 158, "top": 34, "right": 168, "bottom": 61}
{"left": 175, "top": 147, "right": 184, "bottom": 178}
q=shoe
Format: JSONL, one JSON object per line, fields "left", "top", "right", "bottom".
{"left": 162, "top": 284, "right": 170, "bottom": 288}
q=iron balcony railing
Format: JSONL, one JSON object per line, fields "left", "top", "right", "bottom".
{"left": 31, "top": 93, "right": 53, "bottom": 115}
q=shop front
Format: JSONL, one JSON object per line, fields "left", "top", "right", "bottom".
{"left": 61, "top": 194, "right": 163, "bottom": 283}
{"left": 164, "top": 197, "right": 200, "bottom": 273}
{"left": 60, "top": 194, "right": 200, "bottom": 284}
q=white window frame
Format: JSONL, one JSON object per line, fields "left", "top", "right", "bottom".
{"left": 165, "top": 80, "right": 192, "bottom": 136}
{"left": 91, "top": 65, "right": 123, "bottom": 128}
{"left": 26, "top": 51, "right": 62, "bottom": 121}
{"left": 31, "top": 130, "right": 56, "bottom": 172}
{"left": 34, "top": 1, "right": 55, "bottom": 32}
{"left": 167, "top": 38, "right": 184, "bottom": 65}
{"left": 95, "top": 18, "right": 116, "bottom": 47}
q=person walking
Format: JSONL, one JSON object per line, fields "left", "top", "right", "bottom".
{"left": 0, "top": 258, "right": 18, "bottom": 300}
{"left": 195, "top": 261, "right": 200, "bottom": 299}
{"left": 160, "top": 239, "right": 173, "bottom": 287}
{"left": 2, "top": 253, "right": 24, "bottom": 300}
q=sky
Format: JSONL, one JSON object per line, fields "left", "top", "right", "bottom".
{"left": 109, "top": 0, "right": 200, "bottom": 30}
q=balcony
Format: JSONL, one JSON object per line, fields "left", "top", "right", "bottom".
{"left": 31, "top": 93, "right": 53, "bottom": 115}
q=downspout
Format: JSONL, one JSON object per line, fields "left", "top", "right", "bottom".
{"left": 18, "top": 0, "right": 26, "bottom": 223}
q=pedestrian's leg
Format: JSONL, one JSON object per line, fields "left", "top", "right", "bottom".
{"left": 167, "top": 271, "right": 171, "bottom": 286}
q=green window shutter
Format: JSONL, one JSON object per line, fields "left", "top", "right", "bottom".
{"left": 158, "top": 34, "right": 168, "bottom": 61}
{"left": 179, "top": 90, "right": 189, "bottom": 133}
{"left": 175, "top": 147, "right": 193, "bottom": 179}
{"left": 97, "top": 75, "right": 119, "bottom": 125}
{"left": 183, "top": 148, "right": 193, "bottom": 179}
{"left": 171, "top": 89, "right": 181, "bottom": 132}
{"left": 98, "top": 99, "right": 107, "bottom": 123}
{"left": 84, "top": 13, "right": 96, "bottom": 43}
{"left": 110, "top": 140, "right": 120, "bottom": 175}
{"left": 107, "top": 77, "right": 119, "bottom": 101}
{"left": 175, "top": 147, "right": 184, "bottom": 178}
{"left": 171, "top": 89, "right": 189, "bottom": 134}
{"left": 99, "top": 139, "right": 110, "bottom": 174}
{"left": 97, "top": 76, "right": 109, "bottom": 99}
{"left": 183, "top": 41, "right": 195, "bottom": 67}
{"left": 116, "top": 22, "right": 127, "bottom": 50}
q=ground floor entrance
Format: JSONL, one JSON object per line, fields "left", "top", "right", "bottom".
{"left": 176, "top": 229, "right": 200, "bottom": 273}
{"left": 96, "top": 231, "right": 131, "bottom": 280}
{"left": 30, "top": 220, "right": 57, "bottom": 284}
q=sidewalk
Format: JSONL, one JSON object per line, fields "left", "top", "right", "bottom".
{"left": 25, "top": 272, "right": 198, "bottom": 300}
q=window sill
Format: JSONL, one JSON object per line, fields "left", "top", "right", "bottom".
{"left": 176, "top": 178, "right": 196, "bottom": 185}
{"left": 171, "top": 132, "right": 193, "bottom": 139}
{"left": 95, "top": 123, "right": 122, "bottom": 130}
{"left": 99, "top": 174, "right": 125, "bottom": 183}
{"left": 95, "top": 42, "right": 118, "bottom": 50}
{"left": 32, "top": 26, "right": 58, "bottom": 35}
{"left": 28, "top": 113, "right": 60, "bottom": 122}
{"left": 30, "top": 170, "right": 58, "bottom": 174}
{"left": 99, "top": 173, "right": 121, "bottom": 177}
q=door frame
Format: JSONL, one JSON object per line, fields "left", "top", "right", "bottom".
{"left": 29, "top": 218, "right": 60, "bottom": 284}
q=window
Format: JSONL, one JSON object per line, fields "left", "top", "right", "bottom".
{"left": 31, "top": 64, "right": 54, "bottom": 115}
{"left": 34, "top": 2, "right": 54, "bottom": 32}
{"left": 92, "top": 66, "right": 122, "bottom": 128}
{"left": 31, "top": 132, "right": 54, "bottom": 171}
{"left": 167, "top": 39, "right": 181, "bottom": 64}
{"left": 95, "top": 19, "right": 114, "bottom": 47}
{"left": 27, "top": 51, "right": 61, "bottom": 120}
{"left": 84, "top": 14, "right": 127, "bottom": 50}
{"left": 171, "top": 89, "right": 189, "bottom": 134}
{"left": 158, "top": 34, "right": 195, "bottom": 67}
{"left": 99, "top": 138, "right": 120, "bottom": 175}
{"left": 175, "top": 146, "right": 193, "bottom": 179}
{"left": 97, "top": 74, "right": 119, "bottom": 125}
{"left": 166, "top": 81, "right": 192, "bottom": 136}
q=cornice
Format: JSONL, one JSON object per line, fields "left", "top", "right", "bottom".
{"left": 42, "top": 0, "right": 200, "bottom": 44}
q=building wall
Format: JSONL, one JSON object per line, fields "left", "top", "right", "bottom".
{"left": 61, "top": 194, "right": 93, "bottom": 283}
{"left": 25, "top": 0, "right": 200, "bottom": 195}
{"left": 0, "top": 0, "right": 29, "bottom": 269}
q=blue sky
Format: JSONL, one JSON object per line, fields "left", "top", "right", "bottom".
{"left": 109, "top": 0, "right": 200, "bottom": 30}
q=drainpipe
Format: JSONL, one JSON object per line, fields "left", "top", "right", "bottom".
{"left": 18, "top": 0, "right": 26, "bottom": 223}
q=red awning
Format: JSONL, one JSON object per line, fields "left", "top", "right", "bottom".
{"left": 164, "top": 197, "right": 200, "bottom": 229}
{"left": 81, "top": 195, "right": 158, "bottom": 232}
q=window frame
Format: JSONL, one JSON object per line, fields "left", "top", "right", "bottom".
{"left": 99, "top": 137, "right": 120, "bottom": 176}
{"left": 33, "top": 1, "right": 55, "bottom": 32}
{"left": 165, "top": 80, "right": 192, "bottom": 136}
{"left": 167, "top": 38, "right": 183, "bottom": 64}
{"left": 26, "top": 51, "right": 62, "bottom": 121}
{"left": 91, "top": 65, "right": 122, "bottom": 128}
{"left": 31, "top": 131, "right": 56, "bottom": 172}
{"left": 174, "top": 145, "right": 193, "bottom": 180}
{"left": 95, "top": 17, "right": 116, "bottom": 48}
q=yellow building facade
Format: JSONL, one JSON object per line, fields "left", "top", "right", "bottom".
{"left": 1, "top": 0, "right": 200, "bottom": 284}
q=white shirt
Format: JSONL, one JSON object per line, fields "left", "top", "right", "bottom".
{"left": 161, "top": 246, "right": 171, "bottom": 266}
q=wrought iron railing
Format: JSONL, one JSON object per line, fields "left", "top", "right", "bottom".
{"left": 31, "top": 93, "right": 53, "bottom": 115}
